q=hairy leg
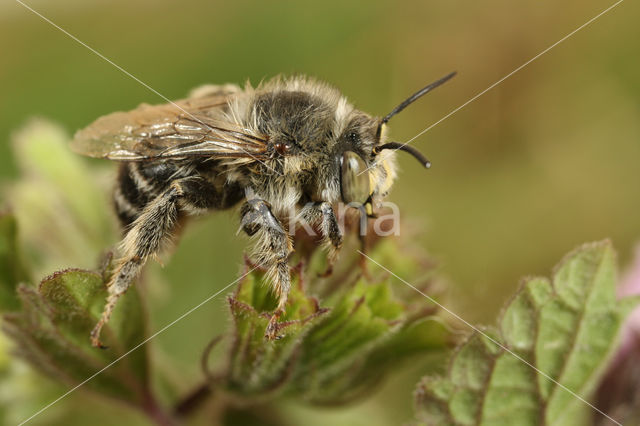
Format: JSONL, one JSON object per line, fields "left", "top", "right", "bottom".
{"left": 91, "top": 177, "right": 233, "bottom": 348}
{"left": 240, "top": 198, "right": 292, "bottom": 338}
{"left": 298, "top": 202, "right": 343, "bottom": 274}
{"left": 91, "top": 183, "right": 181, "bottom": 347}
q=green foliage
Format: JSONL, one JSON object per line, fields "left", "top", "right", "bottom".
{"left": 219, "top": 241, "right": 451, "bottom": 405}
{"left": 0, "top": 213, "right": 30, "bottom": 311}
{"left": 8, "top": 120, "right": 114, "bottom": 276}
{"left": 414, "top": 241, "right": 636, "bottom": 425}
{"left": 2, "top": 268, "right": 150, "bottom": 406}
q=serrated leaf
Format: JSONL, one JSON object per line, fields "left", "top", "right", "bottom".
{"left": 220, "top": 240, "right": 452, "bottom": 405}
{"left": 225, "top": 266, "right": 329, "bottom": 398}
{"left": 414, "top": 240, "right": 636, "bottom": 426}
{"left": 2, "top": 268, "right": 149, "bottom": 405}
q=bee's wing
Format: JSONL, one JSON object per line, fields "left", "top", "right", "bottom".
{"left": 71, "top": 94, "right": 268, "bottom": 161}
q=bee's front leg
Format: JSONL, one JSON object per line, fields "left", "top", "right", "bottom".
{"left": 299, "top": 202, "right": 343, "bottom": 275}
{"left": 240, "top": 199, "right": 293, "bottom": 339}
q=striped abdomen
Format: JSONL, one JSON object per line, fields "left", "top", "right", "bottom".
{"left": 113, "top": 162, "right": 180, "bottom": 227}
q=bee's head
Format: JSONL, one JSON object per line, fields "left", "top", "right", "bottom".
{"left": 247, "top": 74, "right": 455, "bottom": 212}
{"left": 337, "top": 72, "right": 456, "bottom": 213}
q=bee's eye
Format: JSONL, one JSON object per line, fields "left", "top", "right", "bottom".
{"left": 340, "top": 151, "right": 371, "bottom": 204}
{"left": 348, "top": 131, "right": 359, "bottom": 143}
{"left": 274, "top": 142, "right": 291, "bottom": 156}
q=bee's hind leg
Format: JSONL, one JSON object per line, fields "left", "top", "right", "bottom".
{"left": 91, "top": 182, "right": 185, "bottom": 348}
{"left": 92, "top": 177, "right": 240, "bottom": 348}
{"left": 240, "top": 198, "right": 293, "bottom": 340}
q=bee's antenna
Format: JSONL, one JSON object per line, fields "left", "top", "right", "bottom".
{"left": 376, "top": 71, "right": 457, "bottom": 139}
{"left": 374, "top": 142, "right": 431, "bottom": 169}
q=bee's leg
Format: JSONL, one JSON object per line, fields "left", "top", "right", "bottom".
{"left": 91, "top": 181, "right": 188, "bottom": 348}
{"left": 92, "top": 177, "right": 239, "bottom": 348}
{"left": 299, "top": 202, "right": 343, "bottom": 276}
{"left": 240, "top": 199, "right": 292, "bottom": 339}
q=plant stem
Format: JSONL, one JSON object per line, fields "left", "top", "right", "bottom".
{"left": 142, "top": 391, "right": 176, "bottom": 426}
{"left": 173, "top": 382, "right": 213, "bottom": 418}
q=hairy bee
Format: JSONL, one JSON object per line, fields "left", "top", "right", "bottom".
{"left": 71, "top": 72, "right": 455, "bottom": 348}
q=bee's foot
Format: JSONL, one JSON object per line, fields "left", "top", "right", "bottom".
{"left": 90, "top": 324, "right": 108, "bottom": 349}
{"left": 90, "top": 337, "right": 109, "bottom": 350}
{"left": 264, "top": 310, "right": 284, "bottom": 340}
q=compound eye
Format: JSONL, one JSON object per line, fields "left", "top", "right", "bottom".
{"left": 340, "top": 151, "right": 370, "bottom": 204}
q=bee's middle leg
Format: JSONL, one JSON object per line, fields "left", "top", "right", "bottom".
{"left": 299, "top": 202, "right": 343, "bottom": 275}
{"left": 240, "top": 199, "right": 292, "bottom": 338}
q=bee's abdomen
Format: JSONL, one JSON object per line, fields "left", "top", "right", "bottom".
{"left": 113, "top": 162, "right": 174, "bottom": 227}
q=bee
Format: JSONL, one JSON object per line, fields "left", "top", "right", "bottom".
{"left": 71, "top": 72, "right": 455, "bottom": 348}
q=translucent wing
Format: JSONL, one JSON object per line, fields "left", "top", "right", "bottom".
{"left": 71, "top": 93, "right": 268, "bottom": 161}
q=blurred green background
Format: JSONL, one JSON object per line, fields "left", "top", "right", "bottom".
{"left": 1, "top": 0, "right": 639, "bottom": 424}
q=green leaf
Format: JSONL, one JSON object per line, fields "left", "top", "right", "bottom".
{"left": 2, "top": 268, "right": 149, "bottom": 405}
{"left": 0, "top": 213, "right": 31, "bottom": 311}
{"left": 1, "top": 120, "right": 162, "bottom": 419}
{"left": 225, "top": 266, "right": 330, "bottom": 398}
{"left": 414, "top": 240, "right": 635, "bottom": 425}
{"left": 219, "top": 238, "right": 452, "bottom": 405}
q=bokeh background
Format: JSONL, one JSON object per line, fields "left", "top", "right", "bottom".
{"left": 1, "top": 0, "right": 639, "bottom": 424}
